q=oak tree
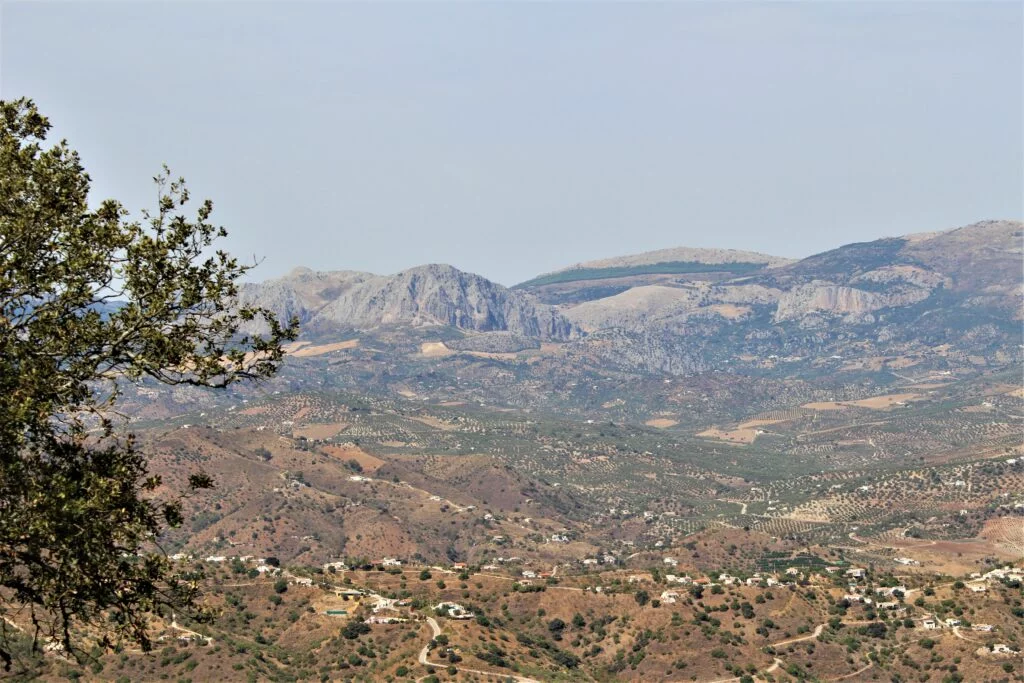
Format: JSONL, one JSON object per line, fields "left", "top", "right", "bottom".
{"left": 0, "top": 98, "right": 297, "bottom": 668}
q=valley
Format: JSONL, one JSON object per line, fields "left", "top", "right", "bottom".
{"left": 7, "top": 220, "right": 1022, "bottom": 682}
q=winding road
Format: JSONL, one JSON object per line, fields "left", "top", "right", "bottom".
{"left": 416, "top": 616, "right": 542, "bottom": 683}
{"left": 694, "top": 620, "right": 879, "bottom": 683}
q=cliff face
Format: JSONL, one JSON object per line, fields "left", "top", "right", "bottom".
{"left": 771, "top": 281, "right": 933, "bottom": 322}
{"left": 773, "top": 283, "right": 882, "bottom": 322}
{"left": 236, "top": 221, "right": 1020, "bottom": 378}
{"left": 242, "top": 264, "right": 576, "bottom": 340}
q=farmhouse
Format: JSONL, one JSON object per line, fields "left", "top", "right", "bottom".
{"left": 436, "top": 602, "right": 474, "bottom": 619}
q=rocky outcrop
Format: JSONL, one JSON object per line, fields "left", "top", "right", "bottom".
{"left": 243, "top": 264, "right": 576, "bottom": 341}
{"left": 774, "top": 282, "right": 884, "bottom": 322}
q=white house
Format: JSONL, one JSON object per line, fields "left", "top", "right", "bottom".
{"left": 436, "top": 602, "right": 474, "bottom": 619}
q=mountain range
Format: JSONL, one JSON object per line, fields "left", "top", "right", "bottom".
{"left": 238, "top": 220, "right": 1021, "bottom": 375}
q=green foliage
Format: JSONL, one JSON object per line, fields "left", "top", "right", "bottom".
{"left": 341, "top": 621, "right": 370, "bottom": 640}
{"left": 0, "top": 98, "right": 296, "bottom": 667}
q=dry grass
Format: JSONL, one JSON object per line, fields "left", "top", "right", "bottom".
{"left": 420, "top": 341, "right": 454, "bottom": 358}
{"left": 286, "top": 339, "right": 359, "bottom": 357}
{"left": 737, "top": 417, "right": 789, "bottom": 429}
{"left": 644, "top": 418, "right": 678, "bottom": 428}
{"left": 322, "top": 444, "right": 386, "bottom": 472}
{"left": 844, "top": 393, "right": 920, "bottom": 409}
{"left": 803, "top": 393, "right": 921, "bottom": 411}
{"left": 704, "top": 303, "right": 751, "bottom": 319}
{"left": 697, "top": 426, "right": 759, "bottom": 444}
{"left": 293, "top": 422, "right": 348, "bottom": 440}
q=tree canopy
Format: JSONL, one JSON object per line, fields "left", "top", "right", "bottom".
{"left": 0, "top": 98, "right": 297, "bottom": 669}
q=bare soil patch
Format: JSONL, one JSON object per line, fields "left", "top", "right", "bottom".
{"left": 704, "top": 303, "right": 751, "bottom": 319}
{"left": 406, "top": 415, "right": 458, "bottom": 431}
{"left": 420, "top": 341, "right": 454, "bottom": 358}
{"left": 321, "top": 445, "right": 386, "bottom": 473}
{"left": 804, "top": 393, "right": 921, "bottom": 411}
{"left": 737, "top": 417, "right": 789, "bottom": 430}
{"left": 288, "top": 339, "right": 358, "bottom": 357}
{"left": 697, "top": 426, "right": 758, "bottom": 444}
{"left": 293, "top": 422, "right": 348, "bottom": 440}
{"left": 645, "top": 418, "right": 678, "bottom": 428}
{"left": 844, "top": 392, "right": 920, "bottom": 409}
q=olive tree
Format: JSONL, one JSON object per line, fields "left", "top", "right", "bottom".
{"left": 0, "top": 98, "right": 297, "bottom": 667}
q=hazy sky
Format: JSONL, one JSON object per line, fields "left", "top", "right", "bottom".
{"left": 2, "top": 2, "right": 1021, "bottom": 285}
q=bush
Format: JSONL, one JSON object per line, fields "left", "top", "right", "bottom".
{"left": 342, "top": 621, "right": 371, "bottom": 639}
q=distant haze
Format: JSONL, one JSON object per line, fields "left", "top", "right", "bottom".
{"left": 1, "top": 2, "right": 1021, "bottom": 285}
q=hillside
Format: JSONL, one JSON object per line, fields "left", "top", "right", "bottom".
{"left": 516, "top": 247, "right": 791, "bottom": 289}
{"left": 21, "top": 371, "right": 1024, "bottom": 681}
{"left": 240, "top": 263, "right": 576, "bottom": 340}
{"left": 551, "top": 221, "right": 1022, "bottom": 369}
{"left": 14, "top": 219, "right": 1023, "bottom": 682}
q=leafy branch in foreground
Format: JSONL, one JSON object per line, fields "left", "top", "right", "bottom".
{"left": 0, "top": 97, "right": 298, "bottom": 670}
